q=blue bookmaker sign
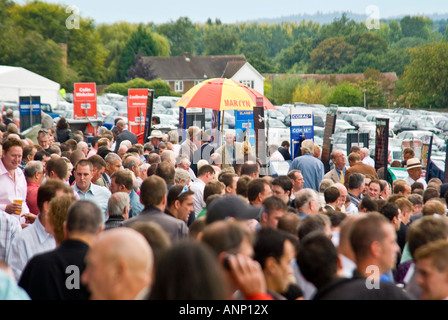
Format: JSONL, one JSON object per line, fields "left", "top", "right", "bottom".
{"left": 290, "top": 107, "right": 314, "bottom": 157}
{"left": 235, "top": 110, "right": 255, "bottom": 147}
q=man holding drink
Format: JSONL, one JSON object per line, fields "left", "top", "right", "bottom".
{"left": 0, "top": 138, "right": 30, "bottom": 222}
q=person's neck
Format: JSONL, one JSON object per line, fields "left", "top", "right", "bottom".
{"left": 2, "top": 158, "right": 15, "bottom": 176}
{"left": 66, "top": 233, "right": 96, "bottom": 247}
{"left": 348, "top": 189, "right": 361, "bottom": 197}
{"left": 357, "top": 260, "right": 383, "bottom": 280}
{"left": 166, "top": 206, "right": 179, "bottom": 218}
{"left": 77, "top": 182, "right": 91, "bottom": 194}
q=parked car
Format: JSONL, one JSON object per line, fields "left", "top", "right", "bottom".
{"left": 97, "top": 104, "right": 117, "bottom": 119}
{"left": 267, "top": 118, "right": 290, "bottom": 147}
{"left": 394, "top": 117, "right": 441, "bottom": 135}
{"left": 154, "top": 96, "right": 180, "bottom": 109}
{"left": 334, "top": 119, "right": 356, "bottom": 133}
{"left": 395, "top": 130, "right": 446, "bottom": 151}
{"left": 102, "top": 110, "right": 128, "bottom": 130}
{"left": 338, "top": 113, "right": 369, "bottom": 130}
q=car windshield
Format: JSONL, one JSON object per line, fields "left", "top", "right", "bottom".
{"left": 268, "top": 119, "right": 287, "bottom": 128}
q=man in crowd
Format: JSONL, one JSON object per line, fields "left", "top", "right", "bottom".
{"left": 324, "top": 149, "right": 347, "bottom": 185}
{"left": 123, "top": 175, "right": 189, "bottom": 243}
{"left": 19, "top": 201, "right": 105, "bottom": 300}
{"left": 72, "top": 159, "right": 111, "bottom": 221}
{"left": 109, "top": 169, "right": 144, "bottom": 218}
{"left": 289, "top": 139, "right": 324, "bottom": 191}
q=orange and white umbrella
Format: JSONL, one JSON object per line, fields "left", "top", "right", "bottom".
{"left": 175, "top": 78, "right": 275, "bottom": 111}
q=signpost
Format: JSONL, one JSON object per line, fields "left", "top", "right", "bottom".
{"left": 143, "top": 89, "right": 155, "bottom": 143}
{"left": 375, "top": 118, "right": 390, "bottom": 180}
{"left": 235, "top": 110, "right": 255, "bottom": 148}
{"left": 321, "top": 105, "right": 338, "bottom": 173}
{"left": 127, "top": 88, "right": 148, "bottom": 136}
{"left": 254, "top": 97, "right": 267, "bottom": 174}
{"left": 19, "top": 96, "right": 41, "bottom": 132}
{"left": 290, "top": 106, "right": 315, "bottom": 159}
{"left": 73, "top": 83, "right": 98, "bottom": 135}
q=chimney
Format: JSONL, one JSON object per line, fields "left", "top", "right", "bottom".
{"left": 184, "top": 52, "right": 190, "bottom": 62}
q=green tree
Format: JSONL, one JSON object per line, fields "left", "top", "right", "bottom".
{"left": 380, "top": 48, "right": 411, "bottom": 76}
{"left": 265, "top": 75, "right": 303, "bottom": 105}
{"left": 402, "top": 41, "right": 448, "bottom": 108}
{"left": 328, "top": 82, "right": 362, "bottom": 106}
{"left": 276, "top": 38, "right": 312, "bottom": 72}
{"left": 341, "top": 53, "right": 383, "bottom": 74}
{"left": 237, "top": 41, "right": 274, "bottom": 73}
{"left": 308, "top": 37, "right": 355, "bottom": 73}
{"left": 203, "top": 29, "right": 239, "bottom": 55}
{"left": 118, "top": 24, "right": 160, "bottom": 82}
{"left": 400, "top": 16, "right": 433, "bottom": 40}
{"left": 9, "top": 1, "right": 107, "bottom": 83}
{"left": 291, "top": 78, "right": 332, "bottom": 105}
{"left": 346, "top": 32, "right": 388, "bottom": 57}
{"left": 358, "top": 77, "right": 387, "bottom": 108}
{"left": 157, "top": 17, "right": 196, "bottom": 56}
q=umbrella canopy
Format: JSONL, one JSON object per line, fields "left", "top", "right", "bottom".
{"left": 176, "top": 78, "right": 275, "bottom": 111}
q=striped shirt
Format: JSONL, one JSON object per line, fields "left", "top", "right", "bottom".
{"left": 6, "top": 215, "right": 55, "bottom": 281}
{"left": 0, "top": 211, "right": 22, "bottom": 262}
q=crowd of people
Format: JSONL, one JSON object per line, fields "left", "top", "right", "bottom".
{"left": 0, "top": 112, "right": 448, "bottom": 301}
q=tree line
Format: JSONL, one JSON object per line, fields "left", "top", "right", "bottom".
{"left": 1, "top": 0, "right": 448, "bottom": 108}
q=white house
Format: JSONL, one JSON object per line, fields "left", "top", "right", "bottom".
{"left": 142, "top": 53, "right": 265, "bottom": 95}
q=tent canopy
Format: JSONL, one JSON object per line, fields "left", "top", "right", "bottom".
{"left": 0, "top": 65, "right": 60, "bottom": 108}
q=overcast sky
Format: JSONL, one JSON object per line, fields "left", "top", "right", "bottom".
{"left": 16, "top": 0, "right": 448, "bottom": 24}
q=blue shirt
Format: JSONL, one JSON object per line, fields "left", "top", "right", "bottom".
{"left": 73, "top": 183, "right": 111, "bottom": 222}
{"left": 289, "top": 153, "right": 324, "bottom": 191}
{"left": 6, "top": 215, "right": 56, "bottom": 281}
{"left": 0, "top": 270, "right": 30, "bottom": 300}
{"left": 129, "top": 189, "right": 144, "bottom": 218}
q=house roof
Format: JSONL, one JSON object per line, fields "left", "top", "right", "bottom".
{"left": 142, "top": 54, "right": 247, "bottom": 80}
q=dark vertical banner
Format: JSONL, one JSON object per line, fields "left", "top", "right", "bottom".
{"left": 143, "top": 89, "right": 154, "bottom": 143}
{"left": 444, "top": 144, "right": 448, "bottom": 183}
{"left": 254, "top": 97, "right": 267, "bottom": 173}
{"left": 375, "top": 118, "right": 389, "bottom": 173}
{"left": 321, "top": 105, "right": 337, "bottom": 174}
{"left": 19, "top": 96, "right": 41, "bottom": 132}
{"left": 422, "top": 135, "right": 433, "bottom": 182}
{"left": 211, "top": 110, "right": 220, "bottom": 146}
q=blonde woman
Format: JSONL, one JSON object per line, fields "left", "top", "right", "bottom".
{"left": 45, "top": 195, "right": 76, "bottom": 246}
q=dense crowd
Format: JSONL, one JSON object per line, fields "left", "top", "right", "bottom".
{"left": 0, "top": 112, "right": 447, "bottom": 301}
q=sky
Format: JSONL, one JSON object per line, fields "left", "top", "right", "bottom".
{"left": 15, "top": 0, "right": 448, "bottom": 24}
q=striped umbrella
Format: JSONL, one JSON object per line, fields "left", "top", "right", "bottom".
{"left": 175, "top": 78, "right": 275, "bottom": 111}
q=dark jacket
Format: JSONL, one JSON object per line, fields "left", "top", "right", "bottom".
{"left": 312, "top": 272, "right": 413, "bottom": 300}
{"left": 122, "top": 206, "right": 189, "bottom": 243}
{"left": 114, "top": 129, "right": 138, "bottom": 153}
{"left": 56, "top": 128, "right": 73, "bottom": 143}
{"left": 105, "top": 215, "right": 125, "bottom": 230}
{"left": 19, "top": 240, "right": 91, "bottom": 300}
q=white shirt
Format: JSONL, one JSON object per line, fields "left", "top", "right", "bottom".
{"left": 404, "top": 175, "right": 427, "bottom": 189}
{"left": 269, "top": 150, "right": 285, "bottom": 162}
{"left": 190, "top": 178, "right": 206, "bottom": 216}
{"left": 6, "top": 215, "right": 56, "bottom": 281}
{"left": 362, "top": 156, "right": 375, "bottom": 168}
{"left": 338, "top": 254, "right": 357, "bottom": 279}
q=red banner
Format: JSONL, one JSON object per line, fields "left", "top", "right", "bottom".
{"left": 127, "top": 88, "right": 148, "bottom": 135}
{"left": 74, "top": 83, "right": 97, "bottom": 119}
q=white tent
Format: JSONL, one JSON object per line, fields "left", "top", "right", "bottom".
{"left": 0, "top": 65, "right": 60, "bottom": 108}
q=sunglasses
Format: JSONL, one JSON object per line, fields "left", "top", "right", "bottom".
{"left": 177, "top": 185, "right": 190, "bottom": 199}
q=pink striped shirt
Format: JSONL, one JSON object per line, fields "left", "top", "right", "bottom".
{"left": 0, "top": 158, "right": 30, "bottom": 214}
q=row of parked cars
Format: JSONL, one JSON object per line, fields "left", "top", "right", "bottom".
{"left": 277, "top": 103, "right": 448, "bottom": 164}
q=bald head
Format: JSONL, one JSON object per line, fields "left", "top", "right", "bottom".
{"left": 82, "top": 228, "right": 153, "bottom": 300}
